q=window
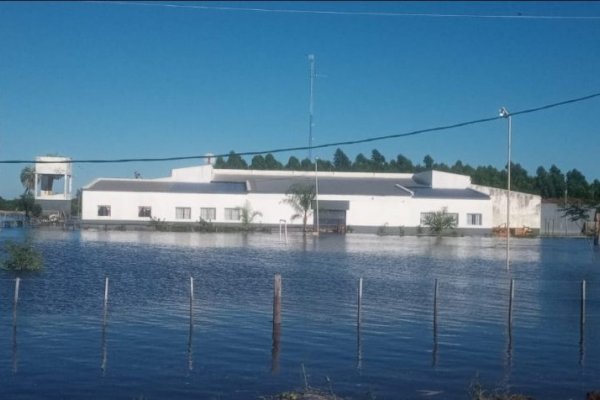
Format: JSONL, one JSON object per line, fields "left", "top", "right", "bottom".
{"left": 200, "top": 207, "right": 216, "bottom": 221}
{"left": 138, "top": 206, "right": 152, "bottom": 218}
{"left": 176, "top": 207, "right": 191, "bottom": 220}
{"left": 224, "top": 207, "right": 240, "bottom": 221}
{"left": 97, "top": 205, "right": 111, "bottom": 217}
{"left": 467, "top": 213, "right": 482, "bottom": 226}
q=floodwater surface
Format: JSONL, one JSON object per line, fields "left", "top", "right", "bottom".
{"left": 0, "top": 229, "right": 599, "bottom": 399}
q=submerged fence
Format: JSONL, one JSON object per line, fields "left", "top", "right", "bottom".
{"left": 5, "top": 274, "right": 593, "bottom": 374}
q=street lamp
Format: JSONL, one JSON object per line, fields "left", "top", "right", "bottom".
{"left": 499, "top": 107, "right": 511, "bottom": 271}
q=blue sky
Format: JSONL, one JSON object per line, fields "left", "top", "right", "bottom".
{"left": 1, "top": 1, "right": 600, "bottom": 198}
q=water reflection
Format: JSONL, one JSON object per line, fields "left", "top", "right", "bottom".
{"left": 271, "top": 323, "right": 281, "bottom": 374}
{"left": 188, "top": 315, "right": 194, "bottom": 372}
{"left": 12, "top": 307, "right": 18, "bottom": 373}
{"left": 1, "top": 230, "right": 598, "bottom": 399}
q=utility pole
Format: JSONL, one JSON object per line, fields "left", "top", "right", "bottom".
{"left": 308, "top": 54, "right": 315, "bottom": 160}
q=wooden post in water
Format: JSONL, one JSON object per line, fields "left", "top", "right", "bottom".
{"left": 273, "top": 274, "right": 282, "bottom": 325}
{"left": 580, "top": 280, "right": 586, "bottom": 365}
{"left": 188, "top": 276, "right": 194, "bottom": 371}
{"left": 357, "top": 277, "right": 363, "bottom": 323}
{"left": 103, "top": 277, "right": 109, "bottom": 312}
{"left": 190, "top": 276, "right": 194, "bottom": 310}
{"left": 508, "top": 279, "right": 515, "bottom": 325}
{"left": 12, "top": 277, "right": 20, "bottom": 373}
{"left": 432, "top": 279, "right": 439, "bottom": 367}
{"left": 506, "top": 279, "right": 515, "bottom": 367}
{"left": 581, "top": 280, "right": 586, "bottom": 325}
{"left": 14, "top": 277, "right": 20, "bottom": 307}
{"left": 271, "top": 274, "right": 282, "bottom": 373}
{"left": 101, "top": 277, "right": 110, "bottom": 375}
{"left": 357, "top": 277, "right": 363, "bottom": 370}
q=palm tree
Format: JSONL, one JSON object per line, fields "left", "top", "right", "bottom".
{"left": 282, "top": 183, "right": 316, "bottom": 233}
{"left": 238, "top": 200, "right": 262, "bottom": 230}
{"left": 20, "top": 166, "right": 35, "bottom": 194}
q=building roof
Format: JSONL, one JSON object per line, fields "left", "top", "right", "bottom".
{"left": 214, "top": 174, "right": 423, "bottom": 196}
{"left": 85, "top": 179, "right": 247, "bottom": 194}
{"left": 84, "top": 173, "right": 489, "bottom": 200}
{"left": 410, "top": 187, "right": 490, "bottom": 200}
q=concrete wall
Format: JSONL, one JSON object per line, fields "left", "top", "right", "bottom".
{"left": 471, "top": 184, "right": 541, "bottom": 229}
{"left": 540, "top": 202, "right": 596, "bottom": 236}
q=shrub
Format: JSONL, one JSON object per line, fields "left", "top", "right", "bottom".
{"left": 2, "top": 240, "right": 43, "bottom": 272}
{"left": 423, "top": 209, "right": 458, "bottom": 235}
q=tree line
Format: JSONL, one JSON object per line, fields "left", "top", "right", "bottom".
{"left": 214, "top": 148, "right": 600, "bottom": 203}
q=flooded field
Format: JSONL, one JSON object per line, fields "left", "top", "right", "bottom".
{"left": 0, "top": 229, "right": 599, "bottom": 399}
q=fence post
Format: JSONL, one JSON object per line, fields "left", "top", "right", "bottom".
{"left": 432, "top": 279, "right": 439, "bottom": 367}
{"left": 101, "top": 277, "right": 109, "bottom": 375}
{"left": 273, "top": 274, "right": 282, "bottom": 325}
{"left": 357, "top": 277, "right": 363, "bottom": 370}
{"left": 271, "top": 274, "right": 282, "bottom": 373}
{"left": 14, "top": 277, "right": 20, "bottom": 307}
{"left": 580, "top": 279, "right": 587, "bottom": 365}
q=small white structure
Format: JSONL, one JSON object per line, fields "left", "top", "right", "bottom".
{"left": 81, "top": 164, "right": 541, "bottom": 234}
{"left": 34, "top": 156, "right": 73, "bottom": 200}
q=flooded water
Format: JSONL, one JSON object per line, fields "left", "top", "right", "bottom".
{"left": 0, "top": 229, "right": 599, "bottom": 399}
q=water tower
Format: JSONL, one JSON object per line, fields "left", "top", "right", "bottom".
{"left": 34, "top": 156, "right": 73, "bottom": 216}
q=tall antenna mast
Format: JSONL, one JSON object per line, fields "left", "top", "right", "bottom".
{"left": 308, "top": 54, "right": 315, "bottom": 160}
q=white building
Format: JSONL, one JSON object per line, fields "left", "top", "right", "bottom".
{"left": 81, "top": 164, "right": 541, "bottom": 234}
{"left": 34, "top": 156, "right": 73, "bottom": 216}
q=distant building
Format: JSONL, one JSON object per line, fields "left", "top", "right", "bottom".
{"left": 81, "top": 163, "right": 541, "bottom": 235}
{"left": 34, "top": 156, "right": 73, "bottom": 217}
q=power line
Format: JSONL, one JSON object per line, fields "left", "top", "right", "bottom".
{"left": 90, "top": 1, "right": 600, "bottom": 20}
{"left": 2, "top": 91, "right": 600, "bottom": 165}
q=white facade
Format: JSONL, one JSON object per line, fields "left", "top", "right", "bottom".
{"left": 34, "top": 156, "right": 73, "bottom": 200}
{"left": 81, "top": 164, "right": 541, "bottom": 233}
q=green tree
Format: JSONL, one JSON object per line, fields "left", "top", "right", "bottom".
{"left": 285, "top": 156, "right": 301, "bottom": 170}
{"left": 282, "top": 183, "right": 315, "bottom": 233}
{"left": 548, "top": 165, "right": 566, "bottom": 199}
{"left": 300, "top": 158, "right": 314, "bottom": 171}
{"left": 316, "top": 158, "right": 334, "bottom": 172}
{"left": 370, "top": 149, "right": 387, "bottom": 172}
{"left": 391, "top": 154, "right": 414, "bottom": 172}
{"left": 535, "top": 166, "right": 554, "bottom": 198}
{"left": 20, "top": 166, "right": 35, "bottom": 194}
{"left": 214, "top": 156, "right": 226, "bottom": 168}
{"left": 353, "top": 153, "right": 370, "bottom": 171}
{"left": 423, "top": 155, "right": 434, "bottom": 170}
{"left": 250, "top": 155, "right": 266, "bottom": 170}
{"left": 333, "top": 148, "right": 352, "bottom": 171}
{"left": 71, "top": 189, "right": 83, "bottom": 217}
{"left": 510, "top": 162, "right": 535, "bottom": 194}
{"left": 224, "top": 151, "right": 248, "bottom": 169}
{"left": 590, "top": 179, "right": 600, "bottom": 203}
{"left": 264, "top": 153, "right": 283, "bottom": 170}
{"left": 17, "top": 193, "right": 36, "bottom": 218}
{"left": 422, "top": 209, "right": 457, "bottom": 235}
{"left": 566, "top": 168, "right": 590, "bottom": 200}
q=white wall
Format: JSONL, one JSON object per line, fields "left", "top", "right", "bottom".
{"left": 83, "top": 190, "right": 249, "bottom": 223}
{"left": 83, "top": 189, "right": 492, "bottom": 230}
{"left": 413, "top": 170, "right": 471, "bottom": 189}
{"left": 471, "top": 184, "right": 541, "bottom": 229}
